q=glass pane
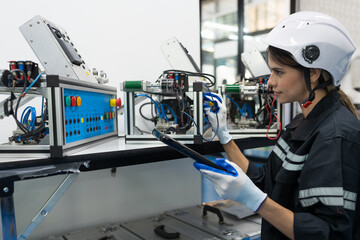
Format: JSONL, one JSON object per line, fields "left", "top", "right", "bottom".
{"left": 244, "top": 0, "right": 290, "bottom": 34}
{"left": 201, "top": 0, "right": 238, "bottom": 87}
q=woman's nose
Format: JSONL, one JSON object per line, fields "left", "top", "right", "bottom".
{"left": 267, "top": 74, "right": 276, "bottom": 88}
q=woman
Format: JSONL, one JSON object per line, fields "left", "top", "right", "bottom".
{"left": 195, "top": 11, "right": 360, "bottom": 239}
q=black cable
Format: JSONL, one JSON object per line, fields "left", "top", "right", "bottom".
{"left": 139, "top": 102, "right": 157, "bottom": 122}
{"left": 11, "top": 70, "right": 29, "bottom": 134}
{"left": 162, "top": 69, "right": 216, "bottom": 87}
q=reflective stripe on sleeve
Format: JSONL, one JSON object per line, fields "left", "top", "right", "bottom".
{"left": 273, "top": 146, "right": 286, "bottom": 161}
{"left": 282, "top": 161, "right": 304, "bottom": 171}
{"left": 287, "top": 151, "right": 308, "bottom": 163}
{"left": 299, "top": 187, "right": 343, "bottom": 198}
{"left": 299, "top": 187, "right": 357, "bottom": 211}
{"left": 344, "top": 200, "right": 356, "bottom": 211}
{"left": 277, "top": 137, "right": 290, "bottom": 152}
{"left": 273, "top": 138, "right": 308, "bottom": 171}
{"left": 344, "top": 190, "right": 357, "bottom": 201}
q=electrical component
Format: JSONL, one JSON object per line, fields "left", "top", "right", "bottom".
{"left": 219, "top": 75, "right": 282, "bottom": 139}
{"left": 122, "top": 71, "right": 211, "bottom": 144}
{"left": 0, "top": 61, "right": 41, "bottom": 88}
{"left": 0, "top": 74, "right": 118, "bottom": 158}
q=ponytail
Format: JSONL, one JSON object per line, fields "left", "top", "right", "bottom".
{"left": 321, "top": 70, "right": 359, "bottom": 119}
{"left": 330, "top": 87, "right": 360, "bottom": 119}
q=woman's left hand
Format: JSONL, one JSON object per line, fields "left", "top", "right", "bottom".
{"left": 194, "top": 158, "right": 267, "bottom": 212}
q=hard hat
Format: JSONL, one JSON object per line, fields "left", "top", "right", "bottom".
{"left": 262, "top": 11, "right": 356, "bottom": 86}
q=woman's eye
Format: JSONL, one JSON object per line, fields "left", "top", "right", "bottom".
{"left": 274, "top": 70, "right": 283, "bottom": 76}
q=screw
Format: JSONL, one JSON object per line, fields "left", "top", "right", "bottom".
{"left": 83, "top": 162, "right": 90, "bottom": 168}
{"left": 3, "top": 187, "right": 9, "bottom": 193}
{"left": 29, "top": 24, "right": 32, "bottom": 27}
{"left": 37, "top": 21, "right": 40, "bottom": 24}
{"left": 41, "top": 210, "right": 48, "bottom": 216}
{"left": 44, "top": 61, "right": 47, "bottom": 64}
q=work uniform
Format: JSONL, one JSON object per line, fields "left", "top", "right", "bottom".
{"left": 247, "top": 90, "right": 360, "bottom": 239}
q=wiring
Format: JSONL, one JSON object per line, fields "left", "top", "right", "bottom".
{"left": 266, "top": 96, "right": 282, "bottom": 140}
{"left": 5, "top": 70, "right": 48, "bottom": 143}
{"left": 162, "top": 69, "right": 216, "bottom": 87}
{"left": 242, "top": 103, "right": 253, "bottom": 118}
{"left": 21, "top": 106, "right": 36, "bottom": 131}
{"left": 226, "top": 95, "right": 243, "bottom": 117}
{"left": 22, "top": 72, "right": 44, "bottom": 97}
{"left": 161, "top": 103, "right": 178, "bottom": 124}
{"left": 182, "top": 111, "right": 217, "bottom": 143}
{"left": 139, "top": 102, "right": 157, "bottom": 122}
{"left": 136, "top": 94, "right": 164, "bottom": 120}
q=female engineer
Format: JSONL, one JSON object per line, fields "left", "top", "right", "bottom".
{"left": 194, "top": 11, "right": 360, "bottom": 239}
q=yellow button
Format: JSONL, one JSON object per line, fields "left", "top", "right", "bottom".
{"left": 110, "top": 99, "right": 116, "bottom": 107}
{"left": 81, "top": 118, "right": 84, "bottom": 123}
{"left": 76, "top": 96, "right": 82, "bottom": 106}
{"left": 101, "top": 116, "right": 103, "bottom": 120}
{"left": 86, "top": 71, "right": 89, "bottom": 75}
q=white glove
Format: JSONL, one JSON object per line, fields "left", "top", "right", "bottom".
{"left": 194, "top": 158, "right": 267, "bottom": 212}
{"left": 203, "top": 92, "right": 232, "bottom": 144}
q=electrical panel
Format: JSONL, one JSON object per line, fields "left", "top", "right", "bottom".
{"left": 219, "top": 77, "right": 282, "bottom": 139}
{"left": 0, "top": 75, "right": 118, "bottom": 158}
{"left": 122, "top": 71, "right": 213, "bottom": 144}
{"left": 63, "top": 89, "right": 117, "bottom": 144}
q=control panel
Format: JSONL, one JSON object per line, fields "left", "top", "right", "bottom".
{"left": 64, "top": 89, "right": 117, "bottom": 144}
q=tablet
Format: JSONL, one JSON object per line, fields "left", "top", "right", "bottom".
{"left": 152, "top": 129, "right": 231, "bottom": 173}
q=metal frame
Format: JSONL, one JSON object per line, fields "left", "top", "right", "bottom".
{"left": 1, "top": 173, "right": 78, "bottom": 240}
{"left": 124, "top": 82, "right": 206, "bottom": 144}
{"left": 0, "top": 75, "right": 118, "bottom": 158}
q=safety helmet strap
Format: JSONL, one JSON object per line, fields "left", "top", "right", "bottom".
{"left": 301, "top": 68, "right": 332, "bottom": 108}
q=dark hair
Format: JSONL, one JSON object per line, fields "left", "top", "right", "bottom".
{"left": 268, "top": 46, "right": 359, "bottom": 119}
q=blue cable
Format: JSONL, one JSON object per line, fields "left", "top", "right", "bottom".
{"left": 23, "top": 72, "right": 45, "bottom": 95}
{"left": 160, "top": 104, "right": 168, "bottom": 122}
{"left": 136, "top": 94, "right": 163, "bottom": 119}
{"left": 226, "top": 95, "right": 242, "bottom": 116}
{"left": 21, "top": 106, "right": 36, "bottom": 131}
{"left": 246, "top": 103, "right": 253, "bottom": 118}
{"left": 182, "top": 111, "right": 217, "bottom": 143}
{"left": 161, "top": 103, "right": 178, "bottom": 124}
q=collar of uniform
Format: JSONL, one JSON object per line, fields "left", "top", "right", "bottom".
{"left": 290, "top": 90, "right": 341, "bottom": 141}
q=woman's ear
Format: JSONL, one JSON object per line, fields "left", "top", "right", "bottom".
{"left": 310, "top": 68, "right": 321, "bottom": 83}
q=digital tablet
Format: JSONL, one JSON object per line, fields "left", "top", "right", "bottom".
{"left": 152, "top": 129, "right": 231, "bottom": 173}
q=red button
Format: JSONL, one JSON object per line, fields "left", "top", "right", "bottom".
{"left": 105, "top": 126, "right": 109, "bottom": 130}
{"left": 71, "top": 96, "right": 76, "bottom": 106}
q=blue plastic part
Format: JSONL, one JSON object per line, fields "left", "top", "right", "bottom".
{"left": 64, "top": 89, "right": 116, "bottom": 144}
{"left": 17, "top": 61, "right": 25, "bottom": 71}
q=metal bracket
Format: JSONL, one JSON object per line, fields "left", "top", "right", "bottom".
{"left": 17, "top": 173, "right": 79, "bottom": 240}
{"left": 0, "top": 177, "right": 14, "bottom": 198}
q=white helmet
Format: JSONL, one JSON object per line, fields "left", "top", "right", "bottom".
{"left": 262, "top": 11, "right": 356, "bottom": 86}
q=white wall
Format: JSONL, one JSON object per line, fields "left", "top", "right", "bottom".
{"left": 0, "top": 0, "right": 201, "bottom": 239}
{"left": 297, "top": 0, "right": 360, "bottom": 97}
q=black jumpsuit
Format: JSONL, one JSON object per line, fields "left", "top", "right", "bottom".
{"left": 246, "top": 90, "right": 360, "bottom": 239}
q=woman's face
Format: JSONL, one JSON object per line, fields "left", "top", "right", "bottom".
{"left": 267, "top": 52, "right": 308, "bottom": 104}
